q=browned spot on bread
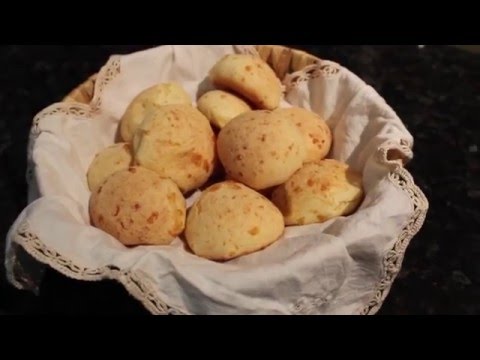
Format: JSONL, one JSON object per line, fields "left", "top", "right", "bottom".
{"left": 114, "top": 205, "right": 120, "bottom": 216}
{"left": 98, "top": 215, "right": 104, "bottom": 223}
{"left": 259, "top": 205, "right": 265, "bottom": 209}
{"left": 133, "top": 203, "right": 141, "bottom": 210}
{"left": 307, "top": 179, "right": 314, "bottom": 187}
{"left": 317, "top": 215, "right": 326, "bottom": 222}
{"left": 97, "top": 185, "right": 103, "bottom": 194}
{"left": 227, "top": 182, "right": 242, "bottom": 190}
{"left": 129, "top": 219, "right": 134, "bottom": 224}
{"left": 312, "top": 138, "right": 320, "bottom": 144}
{"left": 245, "top": 65, "right": 252, "bottom": 71}
{"left": 238, "top": 171, "right": 244, "bottom": 178}
{"left": 220, "top": 94, "right": 226, "bottom": 99}
{"left": 296, "top": 122, "right": 302, "bottom": 127}
{"left": 190, "top": 153, "right": 203, "bottom": 167}
{"left": 288, "top": 144, "right": 294, "bottom": 150}
{"left": 294, "top": 187, "right": 301, "bottom": 193}
{"left": 203, "top": 159, "right": 210, "bottom": 172}
{"left": 147, "top": 211, "right": 159, "bottom": 224}
{"left": 120, "top": 220, "right": 126, "bottom": 229}
{"left": 261, "top": 134, "right": 266, "bottom": 142}
{"left": 242, "top": 145, "right": 248, "bottom": 150}
{"left": 296, "top": 217, "right": 305, "bottom": 225}
{"left": 260, "top": 160, "right": 264, "bottom": 164}
{"left": 123, "top": 143, "right": 130, "bottom": 152}
{"left": 129, "top": 167, "right": 137, "bottom": 173}
{"left": 241, "top": 77, "right": 246, "bottom": 82}
{"left": 236, "top": 154, "right": 243, "bottom": 161}
{"left": 167, "top": 193, "right": 177, "bottom": 202}
{"left": 209, "top": 184, "right": 222, "bottom": 192}
{"left": 270, "top": 151, "right": 277, "bottom": 156}
{"left": 248, "top": 226, "right": 259, "bottom": 235}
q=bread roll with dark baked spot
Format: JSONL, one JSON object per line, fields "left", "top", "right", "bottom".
{"left": 272, "top": 107, "right": 332, "bottom": 162}
{"left": 185, "top": 181, "right": 284, "bottom": 261}
{"left": 133, "top": 104, "right": 215, "bottom": 193}
{"left": 209, "top": 54, "right": 282, "bottom": 110}
{"left": 217, "top": 110, "right": 306, "bottom": 190}
{"left": 271, "top": 159, "right": 364, "bottom": 226}
{"left": 90, "top": 166, "right": 186, "bottom": 246}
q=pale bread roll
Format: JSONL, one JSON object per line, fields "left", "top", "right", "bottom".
{"left": 185, "top": 181, "right": 285, "bottom": 261}
{"left": 120, "top": 83, "right": 191, "bottom": 142}
{"left": 217, "top": 110, "right": 306, "bottom": 190}
{"left": 272, "top": 107, "right": 332, "bottom": 162}
{"left": 209, "top": 54, "right": 282, "bottom": 110}
{"left": 271, "top": 159, "right": 364, "bottom": 226}
{"left": 133, "top": 104, "right": 215, "bottom": 193}
{"left": 87, "top": 143, "right": 132, "bottom": 191}
{"left": 197, "top": 90, "right": 252, "bottom": 129}
{"left": 90, "top": 166, "right": 186, "bottom": 246}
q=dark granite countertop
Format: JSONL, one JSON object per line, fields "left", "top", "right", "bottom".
{"left": 0, "top": 45, "right": 479, "bottom": 315}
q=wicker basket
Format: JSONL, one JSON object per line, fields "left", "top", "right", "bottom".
{"left": 9, "top": 45, "right": 428, "bottom": 315}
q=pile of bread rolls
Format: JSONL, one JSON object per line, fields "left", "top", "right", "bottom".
{"left": 87, "top": 53, "right": 364, "bottom": 261}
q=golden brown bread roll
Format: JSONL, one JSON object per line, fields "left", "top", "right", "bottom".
{"left": 132, "top": 104, "right": 215, "bottom": 193}
{"left": 197, "top": 90, "right": 252, "bottom": 129}
{"left": 209, "top": 54, "right": 282, "bottom": 110}
{"left": 119, "top": 83, "right": 191, "bottom": 142}
{"left": 87, "top": 143, "right": 133, "bottom": 191}
{"left": 90, "top": 166, "right": 186, "bottom": 246}
{"left": 185, "top": 181, "right": 285, "bottom": 261}
{"left": 217, "top": 110, "right": 306, "bottom": 190}
{"left": 272, "top": 107, "right": 332, "bottom": 162}
{"left": 271, "top": 159, "right": 364, "bottom": 226}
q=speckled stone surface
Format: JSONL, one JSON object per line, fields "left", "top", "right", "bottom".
{"left": 1, "top": 45, "right": 479, "bottom": 315}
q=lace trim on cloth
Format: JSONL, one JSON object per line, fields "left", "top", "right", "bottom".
{"left": 90, "top": 56, "right": 121, "bottom": 110}
{"left": 359, "top": 166, "right": 428, "bottom": 315}
{"left": 284, "top": 62, "right": 342, "bottom": 91}
{"left": 26, "top": 102, "right": 99, "bottom": 194}
{"left": 30, "top": 103, "right": 96, "bottom": 139}
{"left": 8, "top": 45, "right": 429, "bottom": 315}
{"left": 11, "top": 221, "right": 187, "bottom": 315}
